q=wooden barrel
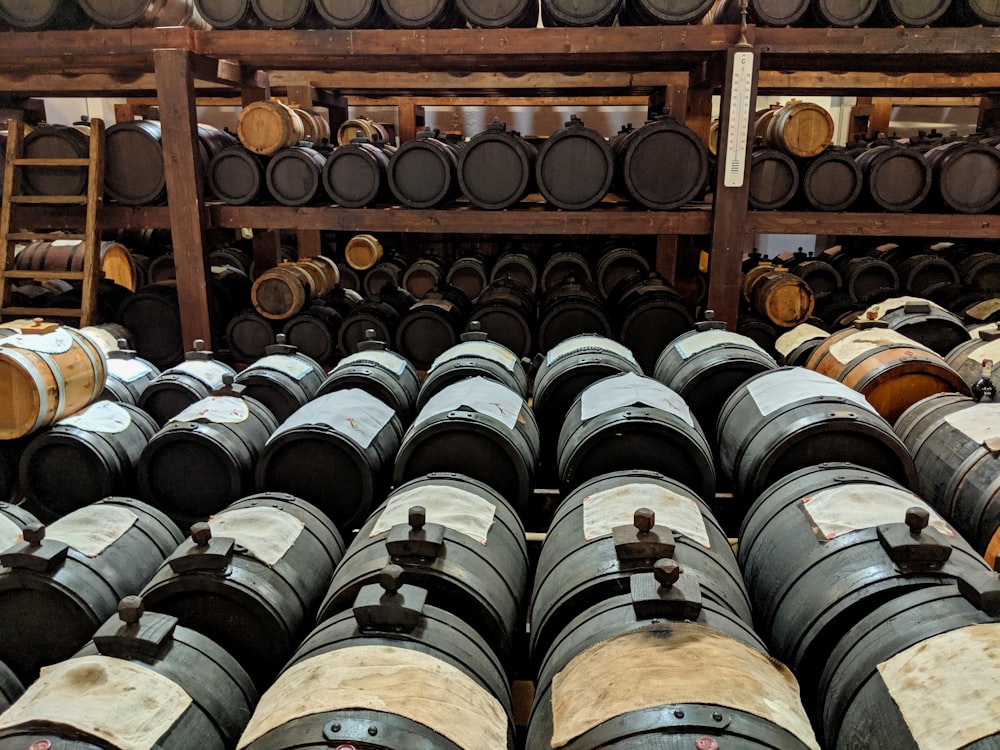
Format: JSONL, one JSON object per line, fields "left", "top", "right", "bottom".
{"left": 612, "top": 116, "right": 708, "bottom": 210}
{"left": 237, "top": 101, "right": 306, "bottom": 157}
{"left": 225, "top": 309, "right": 279, "bottom": 363}
{"left": 895, "top": 252, "right": 959, "bottom": 297}
{"left": 21, "top": 124, "right": 89, "bottom": 196}
{"left": 834, "top": 255, "right": 899, "bottom": 304}
{"left": 0, "top": 497, "right": 183, "bottom": 682}
{"left": 417, "top": 331, "right": 528, "bottom": 411}
{"left": 395, "top": 378, "right": 539, "bottom": 510}
{"left": 619, "top": 0, "right": 714, "bottom": 23}
{"left": 338, "top": 289, "right": 413, "bottom": 354}
{"left": 490, "top": 249, "right": 539, "bottom": 293}
{"left": 317, "top": 337, "right": 420, "bottom": 420}
{"left": 232, "top": 338, "right": 324, "bottom": 423}
{"left": 738, "top": 463, "right": 991, "bottom": 706}
{"left": 790, "top": 258, "right": 842, "bottom": 298}
{"left": 765, "top": 101, "right": 835, "bottom": 159}
{"left": 394, "top": 288, "right": 471, "bottom": 370}
{"left": 317, "top": 473, "right": 528, "bottom": 660}
{"left": 925, "top": 140, "right": 1000, "bottom": 214}
{"left": 801, "top": 148, "right": 863, "bottom": 212}
{"left": 654, "top": 325, "right": 778, "bottom": 447}
{"left": 0, "top": 442, "right": 28, "bottom": 503}
{"left": 291, "top": 107, "right": 330, "bottom": 145}
{"left": 541, "top": 0, "right": 621, "bottom": 25}
{"left": 456, "top": 0, "right": 538, "bottom": 26}
{"left": 806, "top": 322, "right": 971, "bottom": 422}
{"left": 856, "top": 297, "right": 970, "bottom": 356}
{"left": 342, "top": 233, "right": 384, "bottom": 270}
{"left": 469, "top": 277, "right": 537, "bottom": 358}
{"left": 276, "top": 305, "right": 339, "bottom": 365}
{"left": 116, "top": 282, "right": 184, "bottom": 368}
{"left": 527, "top": 585, "right": 815, "bottom": 750}
{"left": 880, "top": 0, "right": 953, "bottom": 25}
{"left": 141, "top": 494, "right": 345, "bottom": 688}
{"left": 323, "top": 140, "right": 391, "bottom": 208}
{"left": 0, "top": 598, "right": 256, "bottom": 749}
{"left": 812, "top": 0, "right": 878, "bottom": 25}
{"left": 960, "top": 0, "right": 1000, "bottom": 24}
{"left": 530, "top": 469, "right": 753, "bottom": 670}
{"left": 457, "top": 119, "right": 537, "bottom": 210}
{"left": 539, "top": 251, "right": 593, "bottom": 293}
{"left": 19, "top": 401, "right": 158, "bottom": 516}
{"left": 0, "top": 0, "right": 89, "bottom": 29}
{"left": 446, "top": 254, "right": 491, "bottom": 300}
{"left": 208, "top": 145, "right": 270, "bottom": 205}
{"left": 713, "top": 0, "right": 810, "bottom": 24}
{"left": 105, "top": 120, "right": 169, "bottom": 205}
{"left": 819, "top": 586, "right": 1000, "bottom": 750}
{"left": 595, "top": 246, "right": 649, "bottom": 299}
{"left": 314, "top": 0, "right": 384, "bottom": 26}
{"left": 717, "top": 368, "right": 916, "bottom": 503}
{"left": 16, "top": 239, "right": 137, "bottom": 292}
{"left": 78, "top": 322, "right": 133, "bottom": 354}
{"left": 381, "top": 0, "right": 460, "bottom": 26}
{"left": 745, "top": 269, "right": 816, "bottom": 328}
{"left": 0, "top": 503, "right": 40, "bottom": 555}
{"left": 895, "top": 393, "right": 1000, "bottom": 558}
{"left": 265, "top": 145, "right": 327, "bottom": 206}
{"left": 946, "top": 325, "right": 1000, "bottom": 390}
{"left": 194, "top": 0, "right": 261, "bottom": 28}
{"left": 102, "top": 345, "right": 161, "bottom": 405}
{"left": 335, "top": 116, "right": 390, "bottom": 146}
{"left": 138, "top": 347, "right": 237, "bottom": 426}
{"left": 0, "top": 658, "right": 22, "bottom": 714}
{"left": 608, "top": 271, "right": 695, "bottom": 373}
{"left": 257, "top": 390, "right": 403, "bottom": 533}
{"left": 537, "top": 276, "right": 611, "bottom": 354}
{"left": 856, "top": 144, "right": 932, "bottom": 212}
{"left": 558, "top": 373, "right": 714, "bottom": 498}
{"left": 402, "top": 255, "right": 449, "bottom": 299}
{"left": 775, "top": 323, "right": 830, "bottom": 367}
{"left": 364, "top": 256, "right": 408, "bottom": 295}
{"left": 387, "top": 129, "right": 461, "bottom": 208}
{"left": 78, "top": 0, "right": 207, "bottom": 27}
{"left": 240, "top": 568, "right": 514, "bottom": 750}
{"left": 536, "top": 115, "right": 614, "bottom": 210}
{"left": 958, "top": 251, "right": 1000, "bottom": 293}
{"left": 0, "top": 322, "right": 106, "bottom": 440}
{"left": 749, "top": 146, "right": 800, "bottom": 210}
{"left": 251, "top": 257, "right": 339, "bottom": 320}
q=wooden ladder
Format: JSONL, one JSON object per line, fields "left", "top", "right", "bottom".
{"left": 0, "top": 117, "right": 105, "bottom": 325}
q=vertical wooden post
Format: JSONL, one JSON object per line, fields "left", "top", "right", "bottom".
{"left": 240, "top": 71, "right": 281, "bottom": 276}
{"left": 154, "top": 48, "right": 213, "bottom": 349}
{"left": 655, "top": 236, "right": 678, "bottom": 283}
{"left": 297, "top": 230, "right": 322, "bottom": 258}
{"left": 708, "top": 41, "right": 760, "bottom": 330}
{"left": 396, "top": 99, "right": 419, "bottom": 144}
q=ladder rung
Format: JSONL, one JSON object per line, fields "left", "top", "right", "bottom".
{"left": 11, "top": 158, "right": 91, "bottom": 167}
{"left": 0, "top": 307, "right": 82, "bottom": 317}
{"left": 1, "top": 270, "right": 87, "bottom": 280}
{"left": 8, "top": 196, "right": 89, "bottom": 205}
{"left": 6, "top": 233, "right": 87, "bottom": 242}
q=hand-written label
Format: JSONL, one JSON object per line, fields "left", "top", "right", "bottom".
{"left": 416, "top": 376, "right": 524, "bottom": 430}
{"left": 247, "top": 354, "right": 314, "bottom": 381}
{"left": 170, "top": 396, "right": 250, "bottom": 425}
{"left": 59, "top": 401, "right": 132, "bottom": 434}
{"left": 579, "top": 372, "right": 694, "bottom": 426}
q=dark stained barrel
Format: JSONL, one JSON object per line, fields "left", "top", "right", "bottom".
{"left": 946, "top": 325, "right": 1000, "bottom": 390}
{"left": 0, "top": 504, "right": 39, "bottom": 555}
{"left": 610, "top": 116, "right": 709, "bottom": 210}
{"left": 457, "top": 119, "right": 537, "bottom": 210}
{"left": 257, "top": 390, "right": 403, "bottom": 534}
{"left": 961, "top": 0, "right": 1000, "bottom": 24}
{"left": 537, "top": 276, "right": 611, "bottom": 354}
{"left": 834, "top": 254, "right": 899, "bottom": 304}
{"left": 381, "top": 0, "right": 460, "bottom": 27}
{"left": 749, "top": 146, "right": 800, "bottom": 210}
{"left": 138, "top": 390, "right": 279, "bottom": 523}
{"left": 322, "top": 138, "right": 391, "bottom": 208}
{"left": 469, "top": 278, "right": 536, "bottom": 358}
{"left": 924, "top": 140, "right": 1000, "bottom": 214}
{"left": 608, "top": 271, "right": 695, "bottom": 373}
{"left": 105, "top": 120, "right": 170, "bottom": 205}
{"left": 529, "top": 470, "right": 753, "bottom": 671}
{"left": 0, "top": 599, "right": 256, "bottom": 750}
{"left": 447, "top": 254, "right": 491, "bottom": 301}
{"left": 860, "top": 297, "right": 970, "bottom": 356}
{"left": 654, "top": 323, "right": 778, "bottom": 447}
{"left": 317, "top": 473, "right": 528, "bottom": 661}
{"left": 264, "top": 146, "right": 327, "bottom": 206}
{"left": 856, "top": 144, "right": 932, "bottom": 212}
{"left": 536, "top": 115, "right": 615, "bottom": 210}
{"left": 314, "top": 0, "right": 383, "bottom": 26}
{"left": 895, "top": 252, "right": 960, "bottom": 296}
{"left": 775, "top": 323, "right": 830, "bottom": 367}
{"left": 717, "top": 368, "right": 917, "bottom": 503}
{"left": 790, "top": 257, "right": 842, "bottom": 298}
{"left": 22, "top": 124, "right": 90, "bottom": 197}
{"left": 811, "top": 0, "right": 878, "bottom": 26}
{"left": 0, "top": 658, "right": 21, "bottom": 713}
{"left": 619, "top": 0, "right": 714, "bottom": 23}
{"left": 880, "top": 0, "right": 953, "bottom": 26}
{"left": 387, "top": 129, "right": 461, "bottom": 207}
{"left": 958, "top": 251, "right": 1000, "bottom": 293}
{"left": 233, "top": 336, "right": 325, "bottom": 422}
{"left": 240, "top": 569, "right": 514, "bottom": 750}
{"left": 208, "top": 145, "right": 269, "bottom": 205}
{"left": 141, "top": 494, "right": 345, "bottom": 688}
{"left": 138, "top": 343, "right": 238, "bottom": 426}
{"left": 395, "top": 378, "right": 540, "bottom": 511}
{"left": 594, "top": 246, "right": 649, "bottom": 299}
{"left": 818, "top": 586, "right": 1000, "bottom": 750}
{"left": 251, "top": 0, "right": 323, "bottom": 27}
{"left": 0, "top": 497, "right": 183, "bottom": 682}
{"left": 317, "top": 336, "right": 420, "bottom": 421}
{"left": 363, "top": 255, "right": 408, "bottom": 296}
{"left": 456, "top": 0, "right": 538, "bottom": 26}
{"left": 395, "top": 287, "right": 471, "bottom": 370}
{"left": 102, "top": 344, "right": 161, "bottom": 405}
{"left": 195, "top": 0, "right": 261, "bottom": 28}
{"left": 713, "top": 0, "right": 810, "bottom": 25}
{"left": 402, "top": 255, "right": 449, "bottom": 299}
{"left": 226, "top": 309, "right": 280, "bottom": 363}
{"left": 0, "top": 444, "right": 27, "bottom": 504}
{"left": 78, "top": 0, "right": 207, "bottom": 26}
{"left": 895, "top": 393, "right": 1000, "bottom": 559}
{"left": 540, "top": 251, "right": 592, "bottom": 293}
{"left": 541, "top": 0, "right": 621, "bottom": 25}
{"left": 279, "top": 304, "right": 342, "bottom": 365}
{"left": 738, "top": 463, "right": 993, "bottom": 707}
{"left": 0, "top": 0, "right": 89, "bottom": 29}
{"left": 490, "top": 249, "right": 539, "bottom": 293}
{"left": 19, "top": 401, "right": 159, "bottom": 516}
{"left": 801, "top": 148, "right": 863, "bottom": 212}
{"left": 558, "top": 372, "right": 715, "bottom": 498}
{"left": 417, "top": 330, "right": 528, "bottom": 411}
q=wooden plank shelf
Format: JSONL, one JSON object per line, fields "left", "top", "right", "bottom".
{"left": 9, "top": 205, "right": 173, "bottom": 230}
{"left": 747, "top": 211, "right": 1000, "bottom": 239}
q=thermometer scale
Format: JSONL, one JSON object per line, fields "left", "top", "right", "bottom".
{"left": 724, "top": 49, "right": 756, "bottom": 188}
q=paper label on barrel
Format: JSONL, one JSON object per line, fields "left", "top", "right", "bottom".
{"left": 579, "top": 372, "right": 694, "bottom": 426}
{"left": 775, "top": 324, "right": 830, "bottom": 358}
{"left": 210, "top": 506, "right": 304, "bottom": 566}
{"left": 674, "top": 330, "right": 768, "bottom": 360}
{"left": 0, "top": 515, "right": 21, "bottom": 552}
{"left": 549, "top": 624, "right": 820, "bottom": 750}
{"left": 46, "top": 505, "right": 139, "bottom": 557}
{"left": 79, "top": 327, "right": 120, "bottom": 355}
{"left": 429, "top": 341, "right": 518, "bottom": 373}
{"left": 248, "top": 354, "right": 313, "bottom": 381}
{"left": 416, "top": 376, "right": 523, "bottom": 430}
{"left": 0, "top": 655, "right": 192, "bottom": 750}
{"left": 0, "top": 330, "right": 73, "bottom": 354}
{"left": 877, "top": 623, "right": 1000, "bottom": 750}
{"left": 828, "top": 329, "right": 933, "bottom": 366}
{"left": 747, "top": 368, "right": 874, "bottom": 416}
{"left": 545, "top": 335, "right": 637, "bottom": 366}
{"left": 859, "top": 296, "right": 946, "bottom": 321}
{"left": 236, "top": 645, "right": 509, "bottom": 750}
{"left": 582, "top": 483, "right": 710, "bottom": 547}
{"left": 369, "top": 485, "right": 496, "bottom": 544}
{"left": 170, "top": 359, "right": 232, "bottom": 389}
{"left": 336, "top": 350, "right": 408, "bottom": 376}
{"left": 59, "top": 401, "right": 132, "bottom": 434}
{"left": 271, "top": 390, "right": 395, "bottom": 449}
{"left": 963, "top": 340, "right": 1000, "bottom": 371}
{"left": 108, "top": 357, "right": 154, "bottom": 383}
{"left": 967, "top": 299, "right": 1000, "bottom": 321}
{"left": 50, "top": 240, "right": 81, "bottom": 248}
{"left": 171, "top": 396, "right": 250, "bottom": 425}
{"left": 800, "top": 485, "right": 953, "bottom": 541}
{"left": 943, "top": 403, "right": 1000, "bottom": 452}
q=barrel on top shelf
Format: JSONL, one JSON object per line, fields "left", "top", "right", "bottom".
{"left": 316, "top": 335, "right": 420, "bottom": 421}
{"left": 233, "top": 335, "right": 325, "bottom": 422}
{"left": 138, "top": 340, "right": 237, "bottom": 425}
{"left": 924, "top": 139, "right": 1000, "bottom": 214}
{"left": 250, "top": 0, "right": 323, "bottom": 28}
{"left": 194, "top": 0, "right": 261, "bottom": 29}
{"left": 0, "top": 597, "right": 257, "bottom": 750}
{"left": 76, "top": 0, "right": 208, "bottom": 27}
{"left": 457, "top": 119, "right": 537, "bottom": 210}
{"left": 239, "top": 565, "right": 515, "bottom": 750}
{"left": 313, "top": 0, "right": 385, "bottom": 27}
{"left": 381, "top": 0, "right": 460, "bottom": 27}
{"left": 322, "top": 137, "right": 392, "bottom": 208}
{"left": 417, "top": 328, "right": 528, "bottom": 411}
{"left": 619, "top": 0, "right": 715, "bottom": 24}
{"left": 541, "top": 0, "right": 621, "bottom": 25}
{"left": 536, "top": 115, "right": 615, "bottom": 210}
{"left": 456, "top": 0, "right": 538, "bottom": 27}
{"left": 21, "top": 123, "right": 89, "bottom": 197}
{"left": 0, "top": 497, "right": 183, "bottom": 682}
{"left": 0, "top": 0, "right": 90, "bottom": 29}
{"left": 713, "top": 0, "right": 810, "bottom": 25}
{"left": 856, "top": 141, "right": 933, "bottom": 212}
{"left": 387, "top": 128, "right": 461, "bottom": 208}
{"left": 141, "top": 493, "right": 345, "bottom": 688}
{"left": 811, "top": 0, "right": 879, "bottom": 27}
{"left": 879, "top": 0, "right": 954, "bottom": 26}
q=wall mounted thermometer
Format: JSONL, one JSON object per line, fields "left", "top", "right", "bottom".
{"left": 724, "top": 50, "right": 756, "bottom": 189}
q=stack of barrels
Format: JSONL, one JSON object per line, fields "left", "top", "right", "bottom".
{"left": 713, "top": 0, "right": 1000, "bottom": 27}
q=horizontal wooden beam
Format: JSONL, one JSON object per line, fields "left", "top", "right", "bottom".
{"left": 747, "top": 211, "right": 1000, "bottom": 239}
{"left": 349, "top": 95, "right": 650, "bottom": 107}
{"left": 12, "top": 205, "right": 173, "bottom": 229}
{"left": 759, "top": 70, "right": 1000, "bottom": 95}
